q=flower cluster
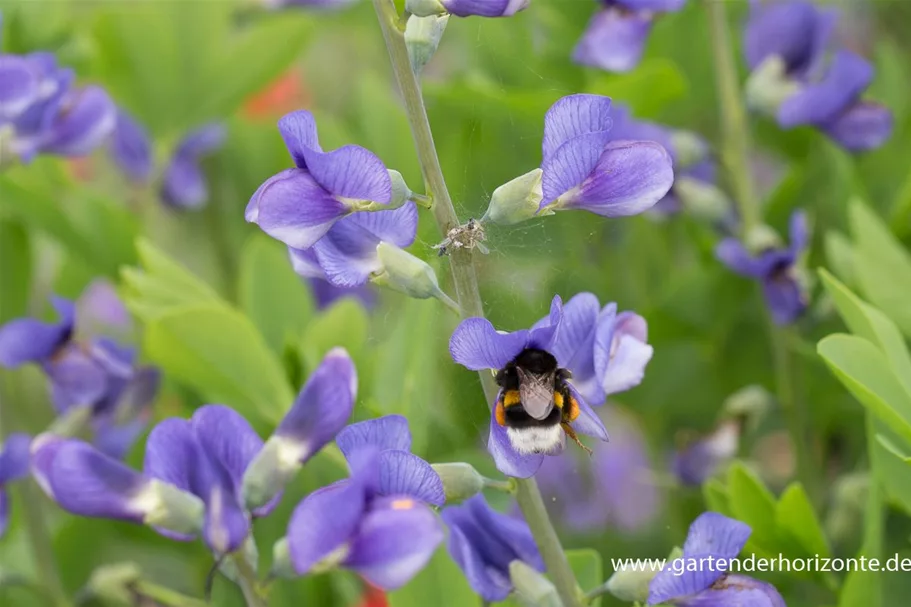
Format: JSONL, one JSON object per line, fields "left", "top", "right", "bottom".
{"left": 716, "top": 210, "right": 810, "bottom": 325}
{"left": 743, "top": 0, "right": 891, "bottom": 151}
{"left": 0, "top": 433, "right": 31, "bottom": 537}
{"left": 648, "top": 512, "right": 786, "bottom": 606}
{"left": 0, "top": 23, "right": 115, "bottom": 162}
{"left": 31, "top": 349, "right": 356, "bottom": 556}
{"left": 449, "top": 292, "right": 652, "bottom": 477}
{"left": 484, "top": 95, "right": 674, "bottom": 226}
{"left": 574, "top": 0, "right": 687, "bottom": 73}
{"left": 108, "top": 111, "right": 226, "bottom": 209}
{"left": 0, "top": 286, "right": 160, "bottom": 460}
{"left": 406, "top": 0, "right": 528, "bottom": 19}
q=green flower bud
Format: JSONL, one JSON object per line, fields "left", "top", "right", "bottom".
{"left": 218, "top": 538, "right": 260, "bottom": 586}
{"left": 745, "top": 55, "right": 801, "bottom": 117}
{"left": 85, "top": 562, "right": 142, "bottom": 604}
{"left": 142, "top": 480, "right": 205, "bottom": 536}
{"left": 406, "top": 0, "right": 447, "bottom": 17}
{"left": 431, "top": 462, "right": 485, "bottom": 503}
{"left": 374, "top": 242, "right": 460, "bottom": 312}
{"left": 272, "top": 537, "right": 296, "bottom": 579}
{"left": 745, "top": 223, "right": 783, "bottom": 254}
{"left": 405, "top": 14, "right": 449, "bottom": 75}
{"left": 669, "top": 131, "right": 708, "bottom": 169}
{"left": 482, "top": 168, "right": 544, "bottom": 226}
{"left": 509, "top": 560, "right": 562, "bottom": 607}
{"left": 242, "top": 435, "right": 306, "bottom": 512}
{"left": 722, "top": 384, "right": 772, "bottom": 428}
{"left": 388, "top": 169, "right": 413, "bottom": 209}
{"left": 673, "top": 177, "right": 731, "bottom": 223}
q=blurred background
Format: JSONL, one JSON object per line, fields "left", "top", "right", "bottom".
{"left": 2, "top": 0, "right": 911, "bottom": 605}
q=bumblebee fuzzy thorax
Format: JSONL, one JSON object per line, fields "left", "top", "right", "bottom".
{"left": 494, "top": 348, "right": 581, "bottom": 454}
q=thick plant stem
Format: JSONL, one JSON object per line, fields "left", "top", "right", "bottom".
{"left": 0, "top": 377, "right": 70, "bottom": 607}
{"left": 371, "top": 2, "right": 583, "bottom": 605}
{"left": 705, "top": 0, "right": 760, "bottom": 237}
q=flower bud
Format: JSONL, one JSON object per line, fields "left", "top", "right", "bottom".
{"left": 406, "top": 0, "right": 447, "bottom": 17}
{"left": 387, "top": 169, "right": 414, "bottom": 210}
{"left": 142, "top": 479, "right": 206, "bottom": 536}
{"left": 604, "top": 565, "right": 657, "bottom": 602}
{"left": 374, "top": 243, "right": 459, "bottom": 312}
{"left": 406, "top": 14, "right": 449, "bottom": 75}
{"left": 509, "top": 560, "right": 562, "bottom": 607}
{"left": 674, "top": 177, "right": 731, "bottom": 223}
{"left": 482, "top": 168, "right": 544, "bottom": 226}
{"left": 431, "top": 462, "right": 484, "bottom": 503}
{"left": 219, "top": 537, "right": 259, "bottom": 585}
{"left": 744, "top": 223, "right": 783, "bottom": 254}
{"left": 242, "top": 435, "right": 304, "bottom": 512}
{"left": 84, "top": 562, "right": 142, "bottom": 604}
{"left": 745, "top": 56, "right": 800, "bottom": 117}
{"left": 271, "top": 537, "right": 295, "bottom": 579}
{"left": 669, "top": 131, "right": 708, "bottom": 169}
{"left": 722, "top": 384, "right": 772, "bottom": 428}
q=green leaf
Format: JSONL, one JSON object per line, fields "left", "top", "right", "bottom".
{"left": 849, "top": 201, "right": 911, "bottom": 337}
{"left": 776, "top": 483, "right": 831, "bottom": 558}
{"left": 702, "top": 478, "right": 731, "bottom": 516}
{"left": 823, "top": 231, "right": 856, "bottom": 287}
{"left": 143, "top": 305, "right": 294, "bottom": 424}
{"left": 566, "top": 549, "right": 603, "bottom": 607}
{"left": 870, "top": 420, "right": 911, "bottom": 516}
{"left": 0, "top": 220, "right": 31, "bottom": 324}
{"left": 726, "top": 462, "right": 778, "bottom": 556}
{"left": 301, "top": 299, "right": 370, "bottom": 371}
{"left": 585, "top": 59, "right": 688, "bottom": 118}
{"left": 387, "top": 547, "right": 481, "bottom": 607}
{"left": 237, "top": 234, "right": 314, "bottom": 356}
{"left": 817, "top": 334, "right": 911, "bottom": 446}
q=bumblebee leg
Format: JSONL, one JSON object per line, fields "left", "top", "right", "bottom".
{"left": 561, "top": 422, "right": 592, "bottom": 455}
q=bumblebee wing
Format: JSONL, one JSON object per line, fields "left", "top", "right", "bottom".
{"left": 516, "top": 367, "right": 555, "bottom": 420}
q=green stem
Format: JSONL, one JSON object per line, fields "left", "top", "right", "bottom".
{"left": 231, "top": 553, "right": 267, "bottom": 607}
{"left": 705, "top": 0, "right": 760, "bottom": 237}
{"left": 134, "top": 581, "right": 208, "bottom": 607}
{"left": 0, "top": 376, "right": 70, "bottom": 607}
{"left": 371, "top": 2, "right": 582, "bottom": 605}
{"left": 769, "top": 321, "right": 817, "bottom": 500}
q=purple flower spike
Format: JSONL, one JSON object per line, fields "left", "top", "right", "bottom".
{"left": 287, "top": 423, "right": 445, "bottom": 590}
{"left": 672, "top": 420, "right": 740, "bottom": 486}
{"left": 442, "top": 494, "right": 544, "bottom": 602}
{"left": 161, "top": 123, "right": 226, "bottom": 209}
{"left": 537, "top": 95, "right": 673, "bottom": 218}
{"left": 441, "top": 0, "right": 528, "bottom": 18}
{"left": 715, "top": 210, "right": 809, "bottom": 325}
{"left": 648, "top": 512, "right": 785, "bottom": 606}
{"left": 744, "top": 0, "right": 836, "bottom": 77}
{"left": 109, "top": 109, "right": 153, "bottom": 182}
{"left": 0, "top": 433, "right": 32, "bottom": 537}
{"left": 451, "top": 295, "right": 614, "bottom": 477}
{"left": 39, "top": 86, "right": 117, "bottom": 157}
{"left": 573, "top": 0, "right": 686, "bottom": 74}
{"left": 0, "top": 297, "right": 74, "bottom": 368}
{"left": 247, "top": 110, "right": 392, "bottom": 250}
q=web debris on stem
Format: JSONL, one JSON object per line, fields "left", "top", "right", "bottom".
{"left": 433, "top": 218, "right": 489, "bottom": 257}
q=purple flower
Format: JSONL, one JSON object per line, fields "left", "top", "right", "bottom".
{"left": 441, "top": 494, "right": 544, "bottom": 601}
{"left": 406, "top": 0, "right": 528, "bottom": 18}
{"left": 308, "top": 278, "right": 377, "bottom": 310}
{"left": 286, "top": 415, "right": 444, "bottom": 590}
{"left": 537, "top": 95, "right": 674, "bottom": 218}
{"left": 544, "top": 292, "right": 653, "bottom": 407}
{"left": 287, "top": 201, "right": 418, "bottom": 288}
{"left": 648, "top": 512, "right": 785, "bottom": 606}
{"left": 0, "top": 433, "right": 32, "bottom": 538}
{"left": 609, "top": 105, "right": 717, "bottom": 217}
{"left": 33, "top": 349, "right": 357, "bottom": 555}
{"left": 573, "top": 0, "right": 686, "bottom": 73}
{"left": 744, "top": 1, "right": 891, "bottom": 151}
{"left": 161, "top": 123, "right": 226, "bottom": 209}
{"left": 536, "top": 408, "right": 658, "bottom": 533}
{"left": 715, "top": 210, "right": 809, "bottom": 325}
{"left": 108, "top": 108, "right": 153, "bottom": 182}
{"left": 0, "top": 55, "right": 41, "bottom": 122}
{"left": 265, "top": 0, "right": 358, "bottom": 9}
{"left": 671, "top": 419, "right": 740, "bottom": 486}
{"left": 246, "top": 110, "right": 393, "bottom": 250}
{"left": 449, "top": 295, "right": 610, "bottom": 478}
{"left": 0, "top": 293, "right": 160, "bottom": 459}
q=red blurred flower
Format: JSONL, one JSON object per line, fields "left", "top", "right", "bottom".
{"left": 358, "top": 584, "right": 388, "bottom": 607}
{"left": 243, "top": 68, "right": 310, "bottom": 119}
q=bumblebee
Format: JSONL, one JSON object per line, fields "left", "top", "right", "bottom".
{"left": 494, "top": 348, "right": 590, "bottom": 455}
